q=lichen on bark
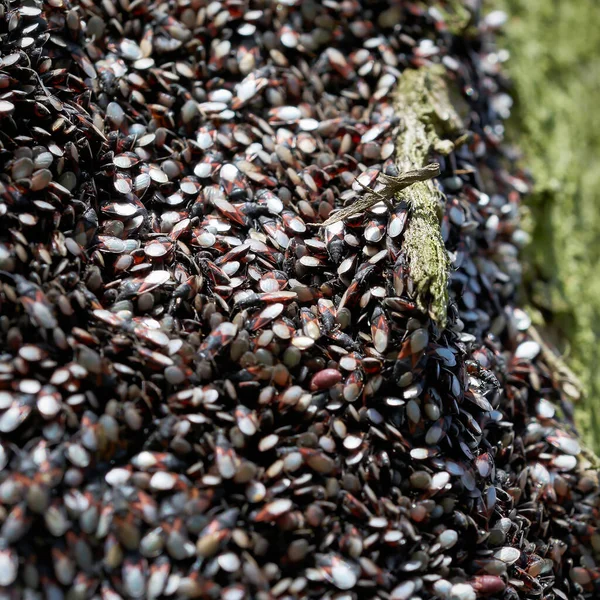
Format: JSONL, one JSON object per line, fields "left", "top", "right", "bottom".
{"left": 394, "top": 65, "right": 463, "bottom": 328}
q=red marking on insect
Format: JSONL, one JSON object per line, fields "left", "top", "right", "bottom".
{"left": 212, "top": 197, "right": 246, "bottom": 227}
{"left": 219, "top": 163, "right": 248, "bottom": 199}
{"left": 200, "top": 260, "right": 230, "bottom": 286}
{"left": 338, "top": 280, "right": 361, "bottom": 311}
{"left": 342, "top": 492, "right": 371, "bottom": 520}
{"left": 199, "top": 322, "right": 238, "bottom": 359}
{"left": 370, "top": 306, "right": 389, "bottom": 354}
{"left": 248, "top": 303, "right": 285, "bottom": 332}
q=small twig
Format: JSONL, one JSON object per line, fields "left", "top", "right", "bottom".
{"left": 353, "top": 176, "right": 395, "bottom": 210}
{"left": 319, "top": 163, "right": 441, "bottom": 228}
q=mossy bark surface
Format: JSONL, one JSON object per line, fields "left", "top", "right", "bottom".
{"left": 394, "top": 66, "right": 463, "bottom": 328}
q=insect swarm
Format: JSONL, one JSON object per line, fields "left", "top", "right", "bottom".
{"left": 0, "top": 2, "right": 595, "bottom": 600}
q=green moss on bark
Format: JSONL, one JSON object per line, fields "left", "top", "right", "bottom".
{"left": 499, "top": 0, "right": 600, "bottom": 450}
{"left": 394, "top": 66, "right": 463, "bottom": 328}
